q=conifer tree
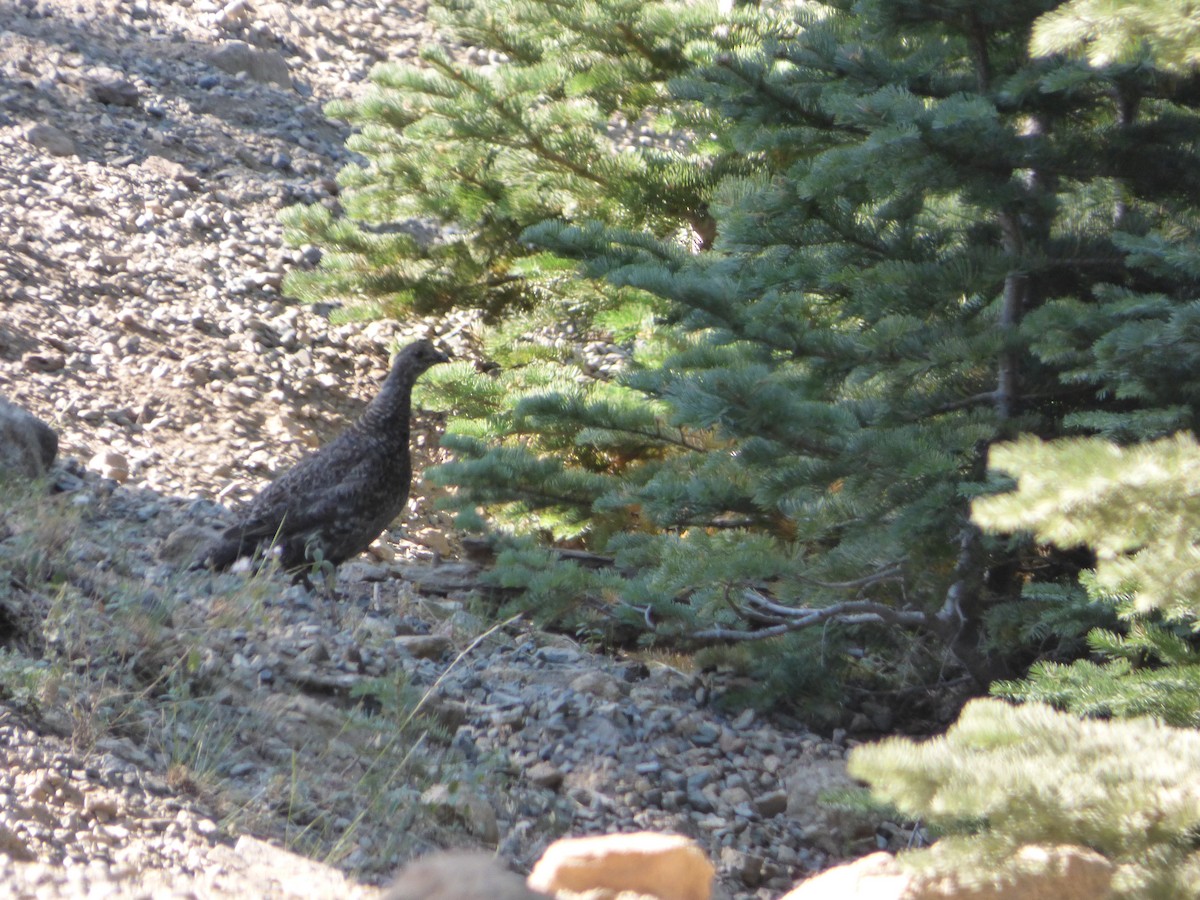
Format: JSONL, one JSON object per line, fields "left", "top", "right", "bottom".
{"left": 454, "top": 0, "right": 1200, "bottom": 691}
{"left": 288, "top": 0, "right": 1200, "bottom": 707}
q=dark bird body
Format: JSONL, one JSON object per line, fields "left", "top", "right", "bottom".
{"left": 202, "top": 339, "right": 449, "bottom": 573}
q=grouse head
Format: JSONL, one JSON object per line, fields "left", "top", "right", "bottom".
{"left": 392, "top": 339, "right": 451, "bottom": 377}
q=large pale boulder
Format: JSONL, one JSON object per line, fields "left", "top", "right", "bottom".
{"left": 528, "top": 832, "right": 714, "bottom": 900}
{"left": 911, "top": 844, "right": 1114, "bottom": 900}
{"left": 208, "top": 835, "right": 370, "bottom": 898}
{"left": 780, "top": 852, "right": 909, "bottom": 900}
{"left": 0, "top": 399, "right": 58, "bottom": 479}
{"left": 780, "top": 844, "right": 1114, "bottom": 900}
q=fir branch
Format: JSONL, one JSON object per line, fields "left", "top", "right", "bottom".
{"left": 572, "top": 420, "right": 710, "bottom": 453}
{"left": 717, "top": 52, "right": 866, "bottom": 139}
{"left": 613, "top": 20, "right": 673, "bottom": 70}
{"left": 424, "top": 56, "right": 614, "bottom": 190}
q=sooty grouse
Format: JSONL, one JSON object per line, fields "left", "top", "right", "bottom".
{"left": 201, "top": 339, "right": 450, "bottom": 574}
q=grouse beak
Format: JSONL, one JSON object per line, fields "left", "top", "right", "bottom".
{"left": 432, "top": 347, "right": 451, "bottom": 365}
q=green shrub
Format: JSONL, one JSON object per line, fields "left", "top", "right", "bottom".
{"left": 850, "top": 698, "right": 1200, "bottom": 899}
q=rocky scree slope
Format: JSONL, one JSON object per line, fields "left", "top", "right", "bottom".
{"left": 0, "top": 0, "right": 889, "bottom": 897}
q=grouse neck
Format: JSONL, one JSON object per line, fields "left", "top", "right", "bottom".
{"left": 357, "top": 368, "right": 418, "bottom": 433}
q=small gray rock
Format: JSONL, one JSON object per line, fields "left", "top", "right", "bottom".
{"left": 751, "top": 789, "right": 789, "bottom": 818}
{"left": 394, "top": 634, "right": 452, "bottom": 659}
{"left": 207, "top": 41, "right": 292, "bottom": 88}
{"left": 0, "top": 821, "right": 34, "bottom": 862}
{"left": 158, "top": 524, "right": 225, "bottom": 566}
{"left": 24, "top": 123, "right": 77, "bottom": 157}
{"left": 88, "top": 77, "right": 140, "bottom": 107}
{"left": 385, "top": 852, "right": 545, "bottom": 900}
{"left": 526, "top": 761, "right": 565, "bottom": 791}
{"left": 569, "top": 670, "right": 622, "bottom": 701}
{"left": 22, "top": 352, "right": 66, "bottom": 373}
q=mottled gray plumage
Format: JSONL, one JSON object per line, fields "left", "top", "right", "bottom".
{"left": 202, "top": 339, "right": 449, "bottom": 573}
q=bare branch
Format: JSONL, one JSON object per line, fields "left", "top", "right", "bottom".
{"left": 741, "top": 589, "right": 814, "bottom": 618}
{"left": 554, "top": 548, "right": 617, "bottom": 569}
{"left": 729, "top": 587, "right": 790, "bottom": 626}
{"left": 692, "top": 599, "right": 930, "bottom": 643}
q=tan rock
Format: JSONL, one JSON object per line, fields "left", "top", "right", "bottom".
{"left": 528, "top": 832, "right": 714, "bottom": 900}
{"left": 385, "top": 851, "right": 547, "bottom": 900}
{"left": 89, "top": 450, "right": 129, "bottom": 483}
{"left": 420, "top": 528, "right": 456, "bottom": 558}
{"left": 366, "top": 536, "right": 398, "bottom": 561}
